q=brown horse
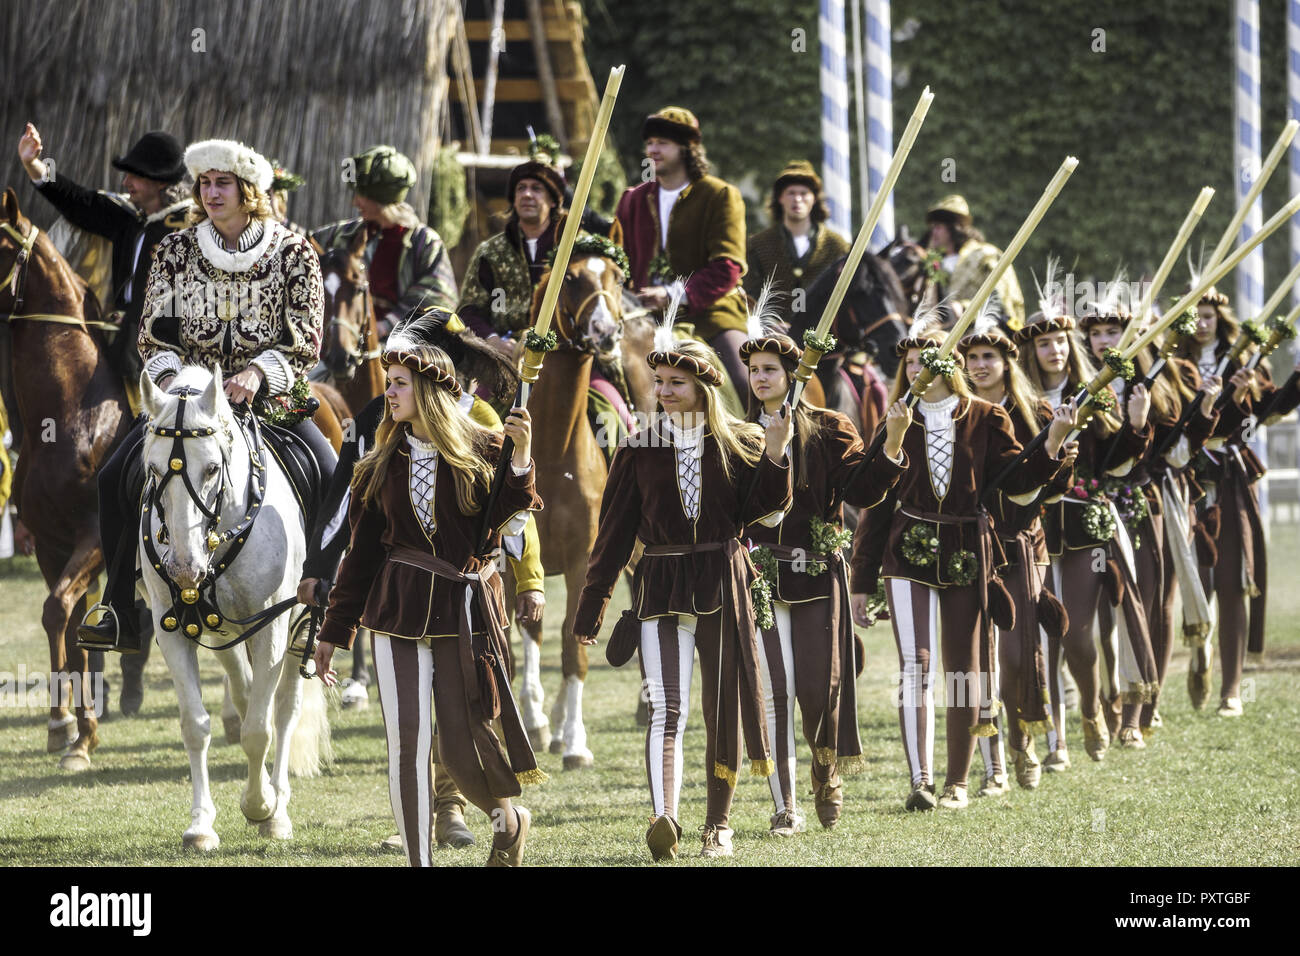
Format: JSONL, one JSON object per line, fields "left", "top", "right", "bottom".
{"left": 1, "top": 188, "right": 128, "bottom": 770}
{"left": 315, "top": 233, "right": 384, "bottom": 416}
{"left": 520, "top": 249, "right": 662, "bottom": 768}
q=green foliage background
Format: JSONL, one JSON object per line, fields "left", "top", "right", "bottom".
{"left": 585, "top": 0, "right": 1296, "bottom": 299}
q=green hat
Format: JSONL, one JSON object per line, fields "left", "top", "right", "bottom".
{"left": 351, "top": 145, "right": 417, "bottom": 204}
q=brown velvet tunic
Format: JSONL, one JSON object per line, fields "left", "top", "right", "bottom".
{"left": 575, "top": 420, "right": 793, "bottom": 779}
{"left": 743, "top": 407, "right": 904, "bottom": 603}
{"left": 320, "top": 431, "right": 543, "bottom": 648}
{"left": 575, "top": 423, "right": 792, "bottom": 635}
{"left": 850, "top": 396, "right": 1066, "bottom": 594}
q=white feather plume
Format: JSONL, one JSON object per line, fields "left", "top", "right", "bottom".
{"left": 908, "top": 296, "right": 950, "bottom": 340}
{"left": 746, "top": 273, "right": 786, "bottom": 341}
{"left": 1031, "top": 255, "right": 1064, "bottom": 317}
{"left": 1186, "top": 244, "right": 1207, "bottom": 290}
{"left": 967, "top": 303, "right": 1001, "bottom": 339}
{"left": 385, "top": 308, "right": 445, "bottom": 353}
{"left": 653, "top": 279, "right": 687, "bottom": 354}
{"left": 1093, "top": 265, "right": 1128, "bottom": 316}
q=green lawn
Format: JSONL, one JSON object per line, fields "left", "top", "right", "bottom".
{"left": 1, "top": 526, "right": 1297, "bottom": 866}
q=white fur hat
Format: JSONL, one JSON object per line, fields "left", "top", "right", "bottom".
{"left": 183, "top": 139, "right": 274, "bottom": 193}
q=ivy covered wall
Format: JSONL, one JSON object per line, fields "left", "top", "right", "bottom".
{"left": 585, "top": 0, "right": 1295, "bottom": 306}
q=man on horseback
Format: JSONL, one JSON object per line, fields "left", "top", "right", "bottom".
{"left": 313, "top": 145, "right": 458, "bottom": 339}
{"left": 922, "top": 194, "right": 1025, "bottom": 332}
{"left": 744, "top": 160, "right": 849, "bottom": 323}
{"left": 616, "top": 107, "right": 751, "bottom": 397}
{"left": 458, "top": 142, "right": 569, "bottom": 354}
{"left": 78, "top": 138, "right": 336, "bottom": 653}
{"left": 16, "top": 125, "right": 192, "bottom": 385}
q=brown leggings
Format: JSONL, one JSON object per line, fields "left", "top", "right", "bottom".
{"left": 885, "top": 578, "right": 983, "bottom": 790}
{"left": 1045, "top": 548, "right": 1106, "bottom": 749}
{"left": 1201, "top": 491, "right": 1251, "bottom": 700}
{"left": 758, "top": 599, "right": 836, "bottom": 813}
{"left": 372, "top": 634, "right": 515, "bottom": 867}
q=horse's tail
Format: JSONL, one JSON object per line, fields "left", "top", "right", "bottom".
{"left": 288, "top": 675, "right": 333, "bottom": 778}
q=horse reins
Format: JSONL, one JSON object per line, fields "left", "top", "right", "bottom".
{"left": 325, "top": 272, "right": 381, "bottom": 365}
{"left": 140, "top": 388, "right": 298, "bottom": 650}
{"left": 0, "top": 220, "right": 119, "bottom": 330}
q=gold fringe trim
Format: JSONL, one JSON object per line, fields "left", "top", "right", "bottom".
{"left": 971, "top": 720, "right": 998, "bottom": 738}
{"left": 1182, "top": 623, "right": 1211, "bottom": 646}
{"left": 749, "top": 758, "right": 775, "bottom": 778}
{"left": 837, "top": 753, "right": 867, "bottom": 776}
{"left": 516, "top": 767, "right": 549, "bottom": 786}
{"left": 1121, "top": 682, "right": 1157, "bottom": 705}
{"left": 814, "top": 746, "right": 837, "bottom": 767}
{"left": 714, "top": 762, "right": 738, "bottom": 787}
{"left": 1019, "top": 717, "right": 1054, "bottom": 736}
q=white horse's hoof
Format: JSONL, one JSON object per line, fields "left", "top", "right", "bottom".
{"left": 548, "top": 736, "right": 565, "bottom": 755}
{"left": 58, "top": 751, "right": 93, "bottom": 773}
{"left": 47, "top": 715, "right": 77, "bottom": 753}
{"left": 528, "top": 724, "right": 552, "bottom": 752}
{"left": 222, "top": 715, "right": 242, "bottom": 746}
{"left": 242, "top": 792, "right": 277, "bottom": 825}
{"left": 340, "top": 678, "right": 369, "bottom": 710}
{"left": 183, "top": 831, "right": 220, "bottom": 852}
{"left": 562, "top": 749, "right": 594, "bottom": 770}
{"left": 258, "top": 817, "right": 293, "bottom": 840}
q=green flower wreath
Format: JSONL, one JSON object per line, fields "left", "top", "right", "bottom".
{"left": 1082, "top": 501, "right": 1117, "bottom": 542}
{"left": 648, "top": 250, "right": 673, "bottom": 285}
{"left": 1267, "top": 314, "right": 1298, "bottom": 342}
{"left": 861, "top": 579, "right": 889, "bottom": 626}
{"left": 1088, "top": 385, "right": 1117, "bottom": 414}
{"left": 254, "top": 376, "right": 315, "bottom": 428}
{"left": 947, "top": 549, "right": 978, "bottom": 587}
{"left": 1102, "top": 346, "right": 1135, "bottom": 382}
{"left": 804, "top": 516, "right": 853, "bottom": 577}
{"left": 547, "top": 232, "right": 631, "bottom": 281}
{"left": 749, "top": 545, "right": 778, "bottom": 630}
{"left": 803, "top": 328, "right": 838, "bottom": 355}
{"left": 920, "top": 346, "right": 957, "bottom": 379}
{"left": 523, "top": 328, "right": 558, "bottom": 353}
{"left": 1171, "top": 307, "right": 1199, "bottom": 339}
{"left": 1241, "top": 320, "right": 1268, "bottom": 345}
{"left": 901, "top": 523, "right": 941, "bottom": 567}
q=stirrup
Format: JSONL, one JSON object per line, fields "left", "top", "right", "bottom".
{"left": 76, "top": 603, "right": 122, "bottom": 651}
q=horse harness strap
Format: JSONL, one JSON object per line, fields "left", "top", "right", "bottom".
{"left": 140, "top": 390, "right": 296, "bottom": 650}
{"left": 0, "top": 221, "right": 118, "bottom": 330}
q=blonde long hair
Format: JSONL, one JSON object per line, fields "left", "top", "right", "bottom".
{"left": 963, "top": 342, "right": 1043, "bottom": 429}
{"left": 888, "top": 344, "right": 972, "bottom": 405}
{"left": 659, "top": 339, "right": 764, "bottom": 483}
{"left": 1019, "top": 330, "right": 1121, "bottom": 437}
{"left": 354, "top": 345, "right": 495, "bottom": 515}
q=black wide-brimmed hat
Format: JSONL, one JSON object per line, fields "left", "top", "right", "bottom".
{"left": 112, "top": 131, "right": 186, "bottom": 184}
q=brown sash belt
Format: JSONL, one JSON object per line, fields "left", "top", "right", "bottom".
{"left": 641, "top": 540, "right": 733, "bottom": 557}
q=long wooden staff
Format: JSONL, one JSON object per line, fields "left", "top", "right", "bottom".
{"left": 851, "top": 156, "right": 1079, "bottom": 481}
{"left": 474, "top": 65, "right": 625, "bottom": 554}
{"left": 997, "top": 193, "right": 1300, "bottom": 486}
{"left": 787, "top": 86, "right": 934, "bottom": 409}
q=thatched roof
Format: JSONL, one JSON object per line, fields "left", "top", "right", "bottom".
{"left": 2, "top": 0, "right": 455, "bottom": 232}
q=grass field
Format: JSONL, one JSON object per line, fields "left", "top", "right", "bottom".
{"left": 2, "top": 526, "right": 1298, "bottom": 867}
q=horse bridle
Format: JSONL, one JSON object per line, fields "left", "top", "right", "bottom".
{"left": 325, "top": 271, "right": 381, "bottom": 367}
{"left": 140, "top": 388, "right": 297, "bottom": 650}
{"left": 0, "top": 220, "right": 117, "bottom": 329}
{"left": 554, "top": 284, "right": 623, "bottom": 351}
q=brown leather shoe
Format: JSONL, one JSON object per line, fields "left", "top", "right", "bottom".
{"left": 1010, "top": 742, "right": 1041, "bottom": 790}
{"left": 811, "top": 765, "right": 844, "bottom": 829}
{"left": 1117, "top": 726, "right": 1146, "bottom": 749}
{"left": 484, "top": 806, "right": 530, "bottom": 867}
{"left": 645, "top": 814, "right": 682, "bottom": 861}
{"left": 904, "top": 783, "right": 936, "bottom": 811}
{"left": 435, "top": 804, "right": 476, "bottom": 848}
{"left": 699, "top": 824, "right": 734, "bottom": 858}
{"left": 1082, "top": 714, "right": 1110, "bottom": 762}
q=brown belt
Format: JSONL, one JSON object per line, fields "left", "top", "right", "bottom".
{"left": 641, "top": 540, "right": 735, "bottom": 557}
{"left": 389, "top": 544, "right": 498, "bottom": 583}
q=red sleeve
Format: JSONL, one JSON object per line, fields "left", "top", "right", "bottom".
{"left": 684, "top": 258, "right": 743, "bottom": 312}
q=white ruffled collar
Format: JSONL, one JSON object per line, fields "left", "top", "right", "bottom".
{"left": 918, "top": 394, "right": 959, "bottom": 417}
{"left": 195, "top": 218, "right": 280, "bottom": 273}
{"left": 666, "top": 417, "right": 706, "bottom": 456}
{"left": 406, "top": 432, "right": 439, "bottom": 458}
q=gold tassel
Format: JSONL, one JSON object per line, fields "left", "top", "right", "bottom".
{"left": 814, "top": 746, "right": 837, "bottom": 767}
{"left": 1121, "top": 682, "right": 1157, "bottom": 705}
{"left": 971, "top": 720, "right": 998, "bottom": 738}
{"left": 837, "top": 753, "right": 867, "bottom": 776}
{"left": 749, "top": 758, "right": 775, "bottom": 778}
{"left": 1182, "top": 623, "right": 1211, "bottom": 646}
{"left": 516, "top": 767, "right": 549, "bottom": 786}
{"left": 1019, "top": 717, "right": 1054, "bottom": 736}
{"left": 713, "top": 762, "right": 738, "bottom": 787}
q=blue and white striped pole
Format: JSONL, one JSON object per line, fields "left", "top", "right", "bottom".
{"left": 1235, "top": 0, "right": 1264, "bottom": 317}
{"left": 865, "top": 0, "right": 893, "bottom": 248}
{"left": 1236, "top": 0, "right": 1268, "bottom": 519}
{"left": 820, "top": 0, "right": 852, "bottom": 235}
{"left": 1290, "top": 0, "right": 1300, "bottom": 305}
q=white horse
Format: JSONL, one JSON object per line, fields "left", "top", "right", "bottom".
{"left": 138, "top": 365, "right": 330, "bottom": 851}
